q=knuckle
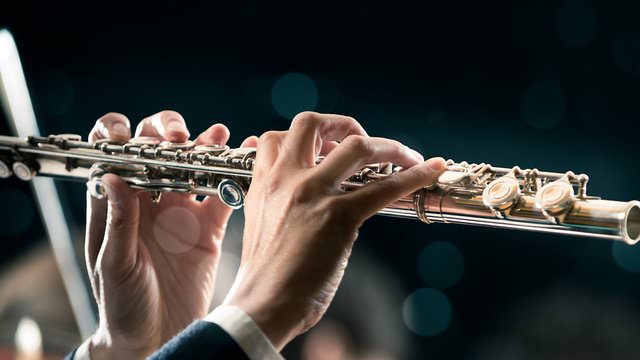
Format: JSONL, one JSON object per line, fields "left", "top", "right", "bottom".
{"left": 343, "top": 115, "right": 358, "bottom": 126}
{"left": 342, "top": 135, "right": 371, "bottom": 155}
{"left": 258, "top": 130, "right": 282, "bottom": 144}
{"left": 292, "top": 111, "right": 317, "bottom": 123}
{"left": 291, "top": 111, "right": 321, "bottom": 130}
{"left": 106, "top": 211, "right": 130, "bottom": 233}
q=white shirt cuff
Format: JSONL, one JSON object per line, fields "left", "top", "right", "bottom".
{"left": 72, "top": 337, "right": 92, "bottom": 360}
{"left": 204, "top": 305, "right": 283, "bottom": 360}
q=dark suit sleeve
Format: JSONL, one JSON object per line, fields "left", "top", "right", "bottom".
{"left": 148, "top": 320, "right": 249, "bottom": 360}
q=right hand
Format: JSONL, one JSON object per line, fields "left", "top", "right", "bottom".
{"left": 223, "top": 112, "right": 446, "bottom": 350}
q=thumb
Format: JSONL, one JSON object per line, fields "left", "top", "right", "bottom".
{"left": 97, "top": 174, "right": 140, "bottom": 274}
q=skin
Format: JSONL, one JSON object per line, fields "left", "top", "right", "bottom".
{"left": 85, "top": 110, "right": 258, "bottom": 359}
{"left": 86, "top": 110, "right": 446, "bottom": 356}
{"left": 222, "top": 112, "right": 446, "bottom": 350}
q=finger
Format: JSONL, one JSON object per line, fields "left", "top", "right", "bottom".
{"left": 195, "top": 123, "right": 231, "bottom": 146}
{"left": 86, "top": 113, "right": 131, "bottom": 275}
{"left": 85, "top": 192, "right": 108, "bottom": 273}
{"left": 88, "top": 112, "right": 131, "bottom": 142}
{"left": 240, "top": 135, "right": 259, "bottom": 148}
{"left": 314, "top": 135, "right": 424, "bottom": 185}
{"left": 188, "top": 124, "right": 233, "bottom": 202}
{"left": 255, "top": 130, "right": 287, "bottom": 170}
{"left": 85, "top": 191, "right": 107, "bottom": 301}
{"left": 285, "top": 112, "right": 368, "bottom": 168}
{"left": 200, "top": 135, "right": 259, "bottom": 230}
{"left": 319, "top": 140, "right": 339, "bottom": 157}
{"left": 340, "top": 157, "right": 446, "bottom": 222}
{"left": 134, "top": 110, "right": 190, "bottom": 142}
{"left": 96, "top": 174, "right": 141, "bottom": 276}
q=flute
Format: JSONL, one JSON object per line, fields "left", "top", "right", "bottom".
{"left": 1, "top": 133, "right": 638, "bottom": 245}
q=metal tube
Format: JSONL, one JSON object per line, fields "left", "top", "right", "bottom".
{"left": 1, "top": 134, "right": 639, "bottom": 246}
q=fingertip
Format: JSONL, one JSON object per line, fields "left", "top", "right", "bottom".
{"left": 211, "top": 123, "right": 231, "bottom": 138}
{"left": 100, "top": 174, "right": 132, "bottom": 202}
{"left": 110, "top": 122, "right": 130, "bottom": 141}
{"left": 100, "top": 113, "right": 130, "bottom": 140}
{"left": 165, "top": 128, "right": 191, "bottom": 143}
{"left": 165, "top": 120, "right": 190, "bottom": 142}
{"left": 91, "top": 112, "right": 131, "bottom": 142}
{"left": 408, "top": 148, "right": 424, "bottom": 162}
{"left": 240, "top": 135, "right": 259, "bottom": 148}
{"left": 196, "top": 123, "right": 230, "bottom": 145}
{"left": 425, "top": 157, "right": 447, "bottom": 171}
{"left": 150, "top": 110, "right": 190, "bottom": 142}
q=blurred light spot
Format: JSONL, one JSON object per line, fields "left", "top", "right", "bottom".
{"left": 0, "top": 188, "right": 35, "bottom": 237}
{"left": 426, "top": 110, "right": 445, "bottom": 126}
{"left": 15, "top": 317, "right": 42, "bottom": 357}
{"left": 418, "top": 241, "right": 464, "bottom": 289}
{"left": 612, "top": 30, "right": 640, "bottom": 77}
{"left": 36, "top": 70, "right": 75, "bottom": 116}
{"left": 153, "top": 207, "right": 201, "bottom": 253}
{"left": 402, "top": 288, "right": 451, "bottom": 336}
{"left": 612, "top": 241, "right": 640, "bottom": 273}
{"left": 521, "top": 79, "right": 566, "bottom": 130}
{"left": 555, "top": 0, "right": 598, "bottom": 48}
{"left": 271, "top": 72, "right": 318, "bottom": 119}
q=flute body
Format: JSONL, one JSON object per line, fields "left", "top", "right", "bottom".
{"left": 1, "top": 134, "right": 638, "bottom": 245}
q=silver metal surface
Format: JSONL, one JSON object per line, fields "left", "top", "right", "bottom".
{"left": 0, "top": 159, "right": 11, "bottom": 178}
{"left": 1, "top": 134, "right": 639, "bottom": 245}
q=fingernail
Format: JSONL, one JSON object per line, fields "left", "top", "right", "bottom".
{"left": 167, "top": 120, "right": 190, "bottom": 139}
{"left": 167, "top": 120, "right": 185, "bottom": 131}
{"left": 409, "top": 148, "right": 424, "bottom": 162}
{"left": 426, "top": 157, "right": 446, "bottom": 171}
{"left": 111, "top": 123, "right": 128, "bottom": 138}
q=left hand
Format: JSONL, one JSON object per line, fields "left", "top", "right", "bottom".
{"left": 85, "top": 111, "right": 257, "bottom": 358}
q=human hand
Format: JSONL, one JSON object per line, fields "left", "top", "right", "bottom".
{"left": 84, "top": 111, "right": 257, "bottom": 359}
{"left": 223, "top": 111, "right": 446, "bottom": 350}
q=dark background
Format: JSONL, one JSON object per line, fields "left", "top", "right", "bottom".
{"left": 1, "top": 0, "right": 640, "bottom": 359}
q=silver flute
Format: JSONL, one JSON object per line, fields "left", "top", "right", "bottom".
{"left": 1, "top": 133, "right": 638, "bottom": 245}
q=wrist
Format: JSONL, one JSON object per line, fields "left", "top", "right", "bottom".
{"left": 224, "top": 285, "right": 302, "bottom": 350}
{"left": 89, "top": 330, "right": 153, "bottom": 360}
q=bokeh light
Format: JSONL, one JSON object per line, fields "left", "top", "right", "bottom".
{"left": 521, "top": 79, "right": 566, "bottom": 130}
{"left": 612, "top": 241, "right": 640, "bottom": 273}
{"left": 402, "top": 288, "right": 452, "bottom": 336}
{"left": 152, "top": 207, "right": 201, "bottom": 253}
{"left": 417, "top": 241, "right": 464, "bottom": 289}
{"left": 14, "top": 317, "right": 42, "bottom": 356}
{"left": 0, "top": 188, "right": 35, "bottom": 237}
{"left": 611, "top": 30, "right": 640, "bottom": 77}
{"left": 271, "top": 72, "right": 319, "bottom": 119}
{"left": 555, "top": 0, "right": 598, "bottom": 48}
